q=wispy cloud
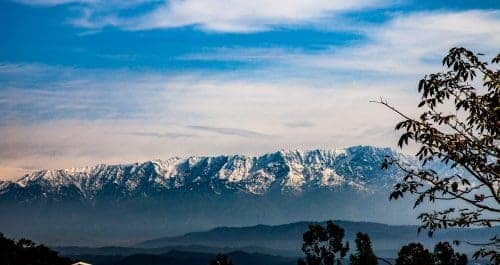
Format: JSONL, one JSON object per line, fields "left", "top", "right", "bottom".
{"left": 188, "top": 125, "right": 271, "bottom": 138}
{"left": 131, "top": 131, "right": 196, "bottom": 138}
{"left": 178, "top": 47, "right": 293, "bottom": 62}
{"left": 0, "top": 63, "right": 189, "bottom": 123}
{"left": 180, "top": 10, "right": 500, "bottom": 75}
{"left": 120, "top": 0, "right": 386, "bottom": 32}
{"left": 0, "top": 61, "right": 416, "bottom": 179}
{"left": 284, "top": 121, "right": 315, "bottom": 128}
{"left": 294, "top": 10, "right": 500, "bottom": 75}
{"left": 13, "top": 0, "right": 388, "bottom": 33}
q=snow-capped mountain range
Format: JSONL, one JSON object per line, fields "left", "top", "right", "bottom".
{"left": 0, "top": 146, "right": 402, "bottom": 200}
{"left": 0, "top": 146, "right": 429, "bottom": 246}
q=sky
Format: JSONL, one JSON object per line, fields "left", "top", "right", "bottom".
{"left": 0, "top": 0, "right": 499, "bottom": 180}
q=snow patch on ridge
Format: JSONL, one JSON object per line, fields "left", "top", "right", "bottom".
{"left": 1, "top": 146, "right": 404, "bottom": 199}
{"left": 320, "top": 168, "right": 344, "bottom": 187}
{"left": 218, "top": 156, "right": 252, "bottom": 182}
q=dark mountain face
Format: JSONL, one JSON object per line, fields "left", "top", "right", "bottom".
{"left": 0, "top": 146, "right": 443, "bottom": 245}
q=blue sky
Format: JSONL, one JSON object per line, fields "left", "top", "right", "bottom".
{"left": 0, "top": 0, "right": 499, "bottom": 179}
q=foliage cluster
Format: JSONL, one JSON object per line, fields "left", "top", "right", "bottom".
{"left": 376, "top": 47, "right": 499, "bottom": 263}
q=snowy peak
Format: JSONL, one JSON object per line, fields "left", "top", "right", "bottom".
{"left": 2, "top": 146, "right": 402, "bottom": 199}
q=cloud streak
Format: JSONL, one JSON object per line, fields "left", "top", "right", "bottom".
{"left": 188, "top": 125, "right": 271, "bottom": 138}
{"left": 130, "top": 131, "right": 196, "bottom": 138}
{"left": 13, "top": 0, "right": 387, "bottom": 33}
{"left": 119, "top": 0, "right": 385, "bottom": 32}
{"left": 284, "top": 121, "right": 315, "bottom": 128}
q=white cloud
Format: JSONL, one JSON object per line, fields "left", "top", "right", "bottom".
{"left": 1, "top": 10, "right": 499, "bottom": 179}
{"left": 122, "top": 0, "right": 385, "bottom": 32}
{"left": 299, "top": 10, "right": 500, "bottom": 74}
{"left": 0, "top": 62, "right": 414, "bottom": 180}
{"left": 183, "top": 10, "right": 500, "bottom": 75}
{"left": 14, "top": 0, "right": 387, "bottom": 32}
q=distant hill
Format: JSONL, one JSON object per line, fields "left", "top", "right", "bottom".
{"left": 137, "top": 220, "right": 417, "bottom": 246}
{"left": 57, "top": 220, "right": 498, "bottom": 259}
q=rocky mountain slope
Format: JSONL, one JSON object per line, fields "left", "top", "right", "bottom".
{"left": 0, "top": 146, "right": 442, "bottom": 246}
{"left": 0, "top": 146, "right": 401, "bottom": 201}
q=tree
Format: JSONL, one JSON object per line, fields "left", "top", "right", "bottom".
{"left": 349, "top": 232, "right": 378, "bottom": 265}
{"left": 432, "top": 242, "right": 467, "bottom": 265}
{"left": 210, "top": 253, "right": 234, "bottom": 265}
{"left": 374, "top": 47, "right": 499, "bottom": 263}
{"left": 396, "top": 243, "right": 433, "bottom": 265}
{"left": 298, "top": 221, "right": 349, "bottom": 265}
{"left": 396, "top": 241, "right": 468, "bottom": 265}
{"left": 0, "top": 233, "right": 72, "bottom": 265}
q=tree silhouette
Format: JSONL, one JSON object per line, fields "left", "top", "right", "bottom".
{"left": 395, "top": 241, "right": 468, "bottom": 265}
{"left": 298, "top": 221, "right": 349, "bottom": 265}
{"left": 349, "top": 232, "right": 378, "bottom": 265}
{"left": 395, "top": 243, "right": 433, "bottom": 265}
{"left": 210, "top": 253, "right": 234, "bottom": 265}
{"left": 0, "top": 233, "right": 72, "bottom": 265}
{"left": 374, "top": 47, "right": 499, "bottom": 264}
{"left": 433, "top": 242, "right": 467, "bottom": 265}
